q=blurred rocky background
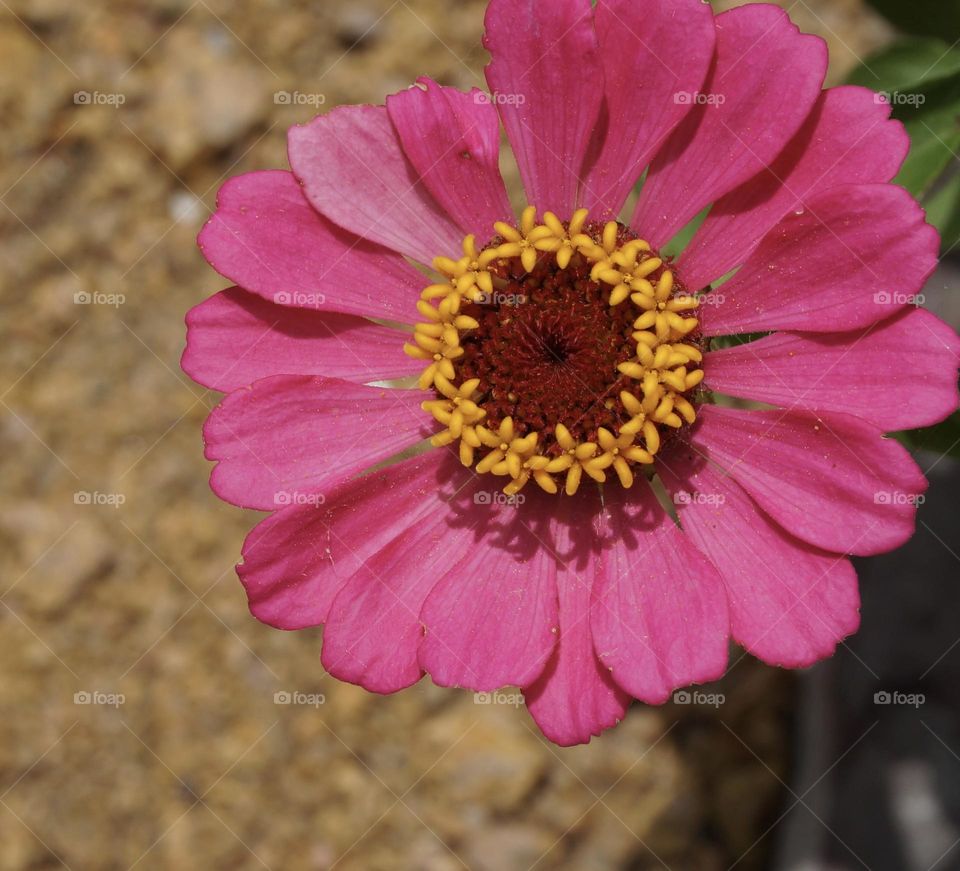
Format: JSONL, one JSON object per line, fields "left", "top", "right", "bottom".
{"left": 0, "top": 1, "right": 956, "bottom": 870}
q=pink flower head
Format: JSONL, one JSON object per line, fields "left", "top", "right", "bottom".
{"left": 183, "top": 0, "right": 960, "bottom": 745}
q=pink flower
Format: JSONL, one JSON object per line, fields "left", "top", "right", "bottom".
{"left": 183, "top": 0, "right": 960, "bottom": 745}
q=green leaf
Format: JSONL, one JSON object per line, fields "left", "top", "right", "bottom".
{"left": 848, "top": 40, "right": 960, "bottom": 201}
{"left": 864, "top": 0, "right": 960, "bottom": 42}
{"left": 922, "top": 164, "right": 960, "bottom": 251}
{"left": 896, "top": 101, "right": 960, "bottom": 198}
{"left": 848, "top": 37, "right": 960, "bottom": 93}
{"left": 894, "top": 412, "right": 960, "bottom": 459}
{"left": 708, "top": 333, "right": 769, "bottom": 351}
{"left": 662, "top": 207, "right": 709, "bottom": 259}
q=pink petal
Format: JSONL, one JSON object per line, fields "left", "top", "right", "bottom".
{"left": 418, "top": 488, "right": 560, "bottom": 692}
{"left": 182, "top": 287, "right": 419, "bottom": 393}
{"left": 203, "top": 375, "right": 428, "bottom": 511}
{"left": 590, "top": 480, "right": 729, "bottom": 703}
{"left": 679, "top": 86, "right": 909, "bottom": 290}
{"left": 237, "top": 452, "right": 446, "bottom": 630}
{"left": 692, "top": 406, "right": 928, "bottom": 557}
{"left": 581, "top": 0, "right": 716, "bottom": 219}
{"left": 287, "top": 105, "right": 463, "bottom": 263}
{"left": 701, "top": 184, "right": 939, "bottom": 335}
{"left": 703, "top": 308, "right": 960, "bottom": 432}
{"left": 658, "top": 457, "right": 860, "bottom": 667}
{"left": 198, "top": 170, "right": 423, "bottom": 321}
{"left": 524, "top": 491, "right": 631, "bottom": 747}
{"left": 632, "top": 4, "right": 827, "bottom": 247}
{"left": 321, "top": 458, "right": 486, "bottom": 693}
{"left": 386, "top": 78, "right": 513, "bottom": 242}
{"left": 483, "top": 0, "right": 603, "bottom": 216}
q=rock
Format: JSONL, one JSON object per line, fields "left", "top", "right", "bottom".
{"left": 0, "top": 505, "right": 114, "bottom": 614}
{"left": 138, "top": 28, "right": 270, "bottom": 170}
{"left": 334, "top": 6, "right": 384, "bottom": 51}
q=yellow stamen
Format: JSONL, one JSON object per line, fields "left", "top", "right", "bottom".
{"left": 406, "top": 205, "right": 704, "bottom": 496}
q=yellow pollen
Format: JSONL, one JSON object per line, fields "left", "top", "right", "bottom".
{"left": 404, "top": 206, "right": 704, "bottom": 496}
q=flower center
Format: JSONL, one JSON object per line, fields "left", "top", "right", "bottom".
{"left": 404, "top": 207, "right": 705, "bottom": 497}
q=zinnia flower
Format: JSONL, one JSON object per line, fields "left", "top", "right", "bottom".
{"left": 183, "top": 0, "right": 960, "bottom": 745}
